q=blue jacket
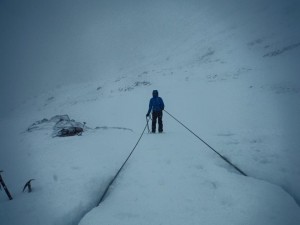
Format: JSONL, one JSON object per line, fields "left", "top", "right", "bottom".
{"left": 147, "top": 90, "right": 164, "bottom": 115}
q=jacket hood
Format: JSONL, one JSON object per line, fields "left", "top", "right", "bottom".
{"left": 152, "top": 90, "right": 159, "bottom": 97}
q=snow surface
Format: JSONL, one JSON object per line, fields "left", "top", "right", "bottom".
{"left": 1, "top": 0, "right": 300, "bottom": 225}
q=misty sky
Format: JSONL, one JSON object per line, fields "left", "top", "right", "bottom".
{"left": 0, "top": 0, "right": 202, "bottom": 115}
{"left": 0, "top": 0, "right": 299, "bottom": 117}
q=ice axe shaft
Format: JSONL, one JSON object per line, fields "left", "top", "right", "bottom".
{"left": 0, "top": 171, "right": 13, "bottom": 200}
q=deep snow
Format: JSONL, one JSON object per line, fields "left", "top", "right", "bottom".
{"left": 1, "top": 0, "right": 300, "bottom": 225}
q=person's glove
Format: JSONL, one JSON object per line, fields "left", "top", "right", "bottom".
{"left": 146, "top": 113, "right": 149, "bottom": 117}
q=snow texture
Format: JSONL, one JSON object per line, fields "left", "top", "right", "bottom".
{"left": 0, "top": 0, "right": 300, "bottom": 225}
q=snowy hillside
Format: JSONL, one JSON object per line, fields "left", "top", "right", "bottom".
{"left": 1, "top": 0, "right": 300, "bottom": 225}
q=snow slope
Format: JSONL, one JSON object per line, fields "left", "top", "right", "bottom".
{"left": 1, "top": 0, "right": 300, "bottom": 224}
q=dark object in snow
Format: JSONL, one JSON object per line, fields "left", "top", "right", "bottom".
{"left": 56, "top": 121, "right": 86, "bottom": 137}
{"left": 0, "top": 170, "right": 13, "bottom": 200}
{"left": 57, "top": 127, "right": 83, "bottom": 137}
{"left": 28, "top": 115, "right": 132, "bottom": 137}
{"left": 28, "top": 115, "right": 87, "bottom": 137}
{"left": 23, "top": 179, "right": 35, "bottom": 193}
{"left": 53, "top": 115, "right": 85, "bottom": 137}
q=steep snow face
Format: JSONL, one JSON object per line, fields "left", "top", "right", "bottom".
{"left": 1, "top": 0, "right": 300, "bottom": 225}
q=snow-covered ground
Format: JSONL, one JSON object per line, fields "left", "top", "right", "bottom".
{"left": 1, "top": 0, "right": 300, "bottom": 224}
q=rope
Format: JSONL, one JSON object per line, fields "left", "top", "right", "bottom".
{"left": 146, "top": 116, "right": 150, "bottom": 133}
{"left": 97, "top": 118, "right": 149, "bottom": 205}
{"left": 164, "top": 110, "right": 247, "bottom": 176}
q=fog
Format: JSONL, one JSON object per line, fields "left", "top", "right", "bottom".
{"left": 1, "top": 0, "right": 299, "bottom": 117}
{"left": 0, "top": 0, "right": 200, "bottom": 116}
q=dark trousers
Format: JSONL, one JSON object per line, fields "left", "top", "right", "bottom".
{"left": 152, "top": 111, "right": 163, "bottom": 133}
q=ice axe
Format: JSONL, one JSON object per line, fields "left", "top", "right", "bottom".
{"left": 0, "top": 170, "right": 13, "bottom": 200}
{"left": 23, "top": 179, "right": 35, "bottom": 193}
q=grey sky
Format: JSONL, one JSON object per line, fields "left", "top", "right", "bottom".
{"left": 0, "top": 0, "right": 198, "bottom": 116}
{"left": 0, "top": 0, "right": 299, "bottom": 117}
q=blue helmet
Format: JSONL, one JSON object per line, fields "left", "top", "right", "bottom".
{"left": 152, "top": 90, "right": 158, "bottom": 97}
